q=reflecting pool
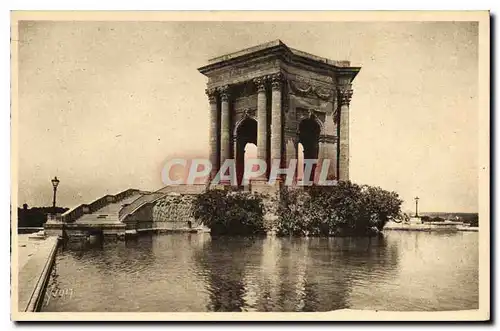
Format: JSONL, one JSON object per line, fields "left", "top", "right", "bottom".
{"left": 42, "top": 231, "right": 478, "bottom": 312}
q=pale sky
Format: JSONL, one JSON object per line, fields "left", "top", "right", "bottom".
{"left": 17, "top": 21, "right": 478, "bottom": 212}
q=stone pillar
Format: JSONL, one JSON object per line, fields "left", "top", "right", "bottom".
{"left": 285, "top": 134, "right": 297, "bottom": 182}
{"left": 337, "top": 86, "right": 353, "bottom": 181}
{"left": 318, "top": 134, "right": 338, "bottom": 180}
{"left": 233, "top": 136, "right": 238, "bottom": 165}
{"left": 270, "top": 73, "right": 283, "bottom": 170}
{"left": 205, "top": 88, "right": 219, "bottom": 180}
{"left": 218, "top": 85, "right": 231, "bottom": 169}
{"left": 317, "top": 140, "right": 326, "bottom": 181}
{"left": 253, "top": 77, "right": 268, "bottom": 178}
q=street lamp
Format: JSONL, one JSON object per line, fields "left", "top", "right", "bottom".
{"left": 51, "top": 176, "right": 60, "bottom": 214}
{"left": 414, "top": 196, "right": 420, "bottom": 218}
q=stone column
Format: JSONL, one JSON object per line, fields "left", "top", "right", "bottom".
{"left": 270, "top": 73, "right": 283, "bottom": 171}
{"left": 205, "top": 88, "right": 219, "bottom": 180}
{"left": 253, "top": 77, "right": 268, "bottom": 178}
{"left": 285, "top": 133, "right": 297, "bottom": 183}
{"left": 218, "top": 85, "right": 231, "bottom": 169}
{"left": 318, "top": 134, "right": 338, "bottom": 180}
{"left": 317, "top": 139, "right": 326, "bottom": 180}
{"left": 337, "top": 86, "right": 353, "bottom": 181}
{"left": 233, "top": 136, "right": 238, "bottom": 165}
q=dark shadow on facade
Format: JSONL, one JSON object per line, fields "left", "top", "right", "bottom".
{"left": 235, "top": 117, "right": 257, "bottom": 186}
{"left": 298, "top": 118, "right": 321, "bottom": 182}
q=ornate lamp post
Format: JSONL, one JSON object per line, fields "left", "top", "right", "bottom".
{"left": 51, "top": 176, "right": 60, "bottom": 215}
{"left": 414, "top": 196, "right": 420, "bottom": 218}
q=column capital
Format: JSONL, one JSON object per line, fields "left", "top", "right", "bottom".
{"left": 337, "top": 86, "right": 353, "bottom": 107}
{"left": 205, "top": 88, "right": 218, "bottom": 104}
{"left": 252, "top": 77, "right": 268, "bottom": 93}
{"left": 270, "top": 72, "right": 284, "bottom": 91}
{"left": 217, "top": 85, "right": 231, "bottom": 102}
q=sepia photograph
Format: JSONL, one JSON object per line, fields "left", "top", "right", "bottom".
{"left": 10, "top": 11, "right": 490, "bottom": 321}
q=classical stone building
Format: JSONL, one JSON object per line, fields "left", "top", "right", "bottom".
{"left": 198, "top": 40, "right": 360, "bottom": 187}
{"left": 46, "top": 41, "right": 363, "bottom": 238}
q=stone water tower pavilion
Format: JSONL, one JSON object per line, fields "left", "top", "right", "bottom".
{"left": 198, "top": 40, "right": 360, "bottom": 186}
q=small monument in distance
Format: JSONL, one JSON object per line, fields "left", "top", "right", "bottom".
{"left": 409, "top": 196, "right": 423, "bottom": 225}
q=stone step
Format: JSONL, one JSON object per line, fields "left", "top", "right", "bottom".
{"left": 67, "top": 193, "right": 146, "bottom": 226}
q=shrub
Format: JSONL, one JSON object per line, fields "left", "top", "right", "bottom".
{"left": 421, "top": 216, "right": 431, "bottom": 223}
{"left": 468, "top": 216, "right": 479, "bottom": 227}
{"left": 276, "top": 181, "right": 402, "bottom": 237}
{"left": 276, "top": 188, "right": 311, "bottom": 236}
{"left": 191, "top": 189, "right": 266, "bottom": 236}
{"left": 18, "top": 206, "right": 69, "bottom": 227}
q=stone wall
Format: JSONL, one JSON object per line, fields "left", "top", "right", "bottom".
{"left": 123, "top": 203, "right": 154, "bottom": 230}
{"left": 152, "top": 194, "right": 201, "bottom": 230}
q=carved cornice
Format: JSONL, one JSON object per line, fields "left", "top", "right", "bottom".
{"left": 318, "top": 134, "right": 337, "bottom": 144}
{"left": 205, "top": 88, "right": 218, "bottom": 104}
{"left": 218, "top": 85, "right": 231, "bottom": 102}
{"left": 337, "top": 86, "right": 353, "bottom": 106}
{"left": 198, "top": 41, "right": 361, "bottom": 84}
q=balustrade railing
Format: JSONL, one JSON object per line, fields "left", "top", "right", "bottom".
{"left": 118, "top": 192, "right": 165, "bottom": 221}
{"left": 61, "top": 188, "right": 141, "bottom": 223}
{"left": 118, "top": 185, "right": 205, "bottom": 222}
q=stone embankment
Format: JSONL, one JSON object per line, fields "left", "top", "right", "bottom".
{"left": 17, "top": 234, "right": 59, "bottom": 312}
{"left": 384, "top": 219, "right": 478, "bottom": 232}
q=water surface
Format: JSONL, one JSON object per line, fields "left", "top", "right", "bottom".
{"left": 42, "top": 231, "right": 478, "bottom": 312}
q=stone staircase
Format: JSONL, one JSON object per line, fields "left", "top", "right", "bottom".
{"left": 45, "top": 186, "right": 208, "bottom": 238}
{"left": 118, "top": 184, "right": 206, "bottom": 222}
{"left": 118, "top": 192, "right": 166, "bottom": 222}
{"left": 74, "top": 194, "right": 142, "bottom": 225}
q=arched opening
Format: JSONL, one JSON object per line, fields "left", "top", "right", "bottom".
{"left": 298, "top": 118, "right": 321, "bottom": 183}
{"left": 235, "top": 118, "right": 257, "bottom": 186}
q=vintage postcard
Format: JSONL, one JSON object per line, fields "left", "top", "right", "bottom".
{"left": 10, "top": 11, "right": 490, "bottom": 321}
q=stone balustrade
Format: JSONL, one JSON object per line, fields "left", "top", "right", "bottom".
{"left": 61, "top": 188, "right": 142, "bottom": 223}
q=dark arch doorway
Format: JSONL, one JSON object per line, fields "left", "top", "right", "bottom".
{"left": 235, "top": 118, "right": 257, "bottom": 186}
{"left": 298, "top": 118, "right": 321, "bottom": 183}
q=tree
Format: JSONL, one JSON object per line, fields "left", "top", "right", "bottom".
{"left": 276, "top": 181, "right": 403, "bottom": 237}
{"left": 18, "top": 206, "right": 69, "bottom": 227}
{"left": 191, "top": 189, "right": 266, "bottom": 236}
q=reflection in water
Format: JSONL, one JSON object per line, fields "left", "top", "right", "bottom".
{"left": 194, "top": 237, "right": 264, "bottom": 311}
{"left": 43, "top": 232, "right": 478, "bottom": 312}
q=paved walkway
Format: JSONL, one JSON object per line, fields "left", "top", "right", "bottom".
{"left": 17, "top": 234, "right": 59, "bottom": 312}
